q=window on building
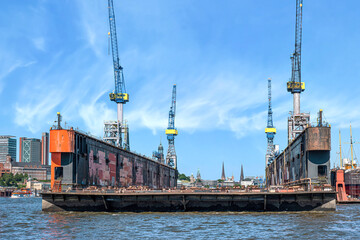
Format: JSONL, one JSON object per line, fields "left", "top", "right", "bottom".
{"left": 54, "top": 167, "right": 63, "bottom": 180}
{"left": 318, "top": 165, "right": 327, "bottom": 177}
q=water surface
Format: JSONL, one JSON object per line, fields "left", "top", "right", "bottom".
{"left": 0, "top": 198, "right": 359, "bottom": 239}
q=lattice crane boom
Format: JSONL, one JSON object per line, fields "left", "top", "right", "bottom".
{"left": 105, "top": 0, "right": 130, "bottom": 150}
{"left": 108, "top": 0, "right": 128, "bottom": 105}
{"left": 287, "top": 0, "right": 305, "bottom": 96}
{"left": 166, "top": 85, "right": 178, "bottom": 169}
{"left": 265, "top": 78, "right": 276, "bottom": 165}
{"left": 287, "top": 0, "right": 310, "bottom": 143}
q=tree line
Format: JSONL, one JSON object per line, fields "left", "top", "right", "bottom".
{"left": 0, "top": 173, "right": 28, "bottom": 187}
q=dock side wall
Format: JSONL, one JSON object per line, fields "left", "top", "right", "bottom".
{"left": 266, "top": 127, "right": 331, "bottom": 187}
{"left": 42, "top": 192, "right": 337, "bottom": 212}
{"left": 50, "top": 130, "right": 177, "bottom": 189}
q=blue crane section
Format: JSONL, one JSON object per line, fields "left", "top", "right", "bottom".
{"left": 265, "top": 78, "right": 276, "bottom": 165}
{"left": 166, "top": 85, "right": 178, "bottom": 169}
{"left": 287, "top": 0, "right": 305, "bottom": 94}
{"left": 108, "top": 0, "right": 129, "bottom": 104}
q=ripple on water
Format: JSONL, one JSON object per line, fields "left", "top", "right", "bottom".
{"left": 1, "top": 198, "right": 360, "bottom": 239}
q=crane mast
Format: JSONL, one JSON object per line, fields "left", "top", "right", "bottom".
{"left": 265, "top": 78, "right": 277, "bottom": 165}
{"left": 104, "top": 0, "right": 130, "bottom": 150}
{"left": 287, "top": 0, "right": 309, "bottom": 143}
{"left": 165, "top": 85, "right": 178, "bottom": 169}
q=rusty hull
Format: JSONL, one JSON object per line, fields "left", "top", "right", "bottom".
{"left": 306, "top": 127, "right": 331, "bottom": 151}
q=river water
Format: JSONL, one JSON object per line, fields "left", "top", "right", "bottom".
{"left": 0, "top": 198, "right": 359, "bottom": 239}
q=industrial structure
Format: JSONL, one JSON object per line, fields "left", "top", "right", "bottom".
{"left": 266, "top": 113, "right": 331, "bottom": 187}
{"left": 50, "top": 113, "right": 176, "bottom": 190}
{"left": 287, "top": 0, "right": 310, "bottom": 143}
{"left": 331, "top": 125, "right": 360, "bottom": 202}
{"left": 104, "top": 0, "right": 130, "bottom": 150}
{"left": 265, "top": 78, "right": 278, "bottom": 166}
{"left": 266, "top": 1, "right": 332, "bottom": 187}
{"left": 39, "top": 0, "right": 339, "bottom": 212}
{"left": 165, "top": 85, "right": 178, "bottom": 169}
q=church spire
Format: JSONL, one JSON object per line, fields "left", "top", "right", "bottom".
{"left": 240, "top": 164, "right": 244, "bottom": 182}
{"left": 221, "top": 162, "right": 226, "bottom": 180}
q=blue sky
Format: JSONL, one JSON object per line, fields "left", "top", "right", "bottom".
{"left": 1, "top": 0, "right": 360, "bottom": 180}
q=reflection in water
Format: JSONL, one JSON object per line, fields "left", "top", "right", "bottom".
{"left": 1, "top": 198, "right": 360, "bottom": 239}
{"left": 45, "top": 213, "right": 77, "bottom": 239}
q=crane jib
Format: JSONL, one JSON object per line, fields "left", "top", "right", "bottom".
{"left": 108, "top": 0, "right": 128, "bottom": 103}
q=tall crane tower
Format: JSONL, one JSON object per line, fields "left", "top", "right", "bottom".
{"left": 166, "top": 85, "right": 178, "bottom": 169}
{"left": 287, "top": 0, "right": 310, "bottom": 143}
{"left": 265, "top": 78, "right": 276, "bottom": 165}
{"left": 104, "top": 0, "right": 130, "bottom": 150}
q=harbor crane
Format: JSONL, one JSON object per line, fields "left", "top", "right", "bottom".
{"left": 166, "top": 85, "right": 178, "bottom": 169}
{"left": 104, "top": 0, "right": 130, "bottom": 150}
{"left": 287, "top": 0, "right": 310, "bottom": 143}
{"left": 265, "top": 78, "right": 277, "bottom": 165}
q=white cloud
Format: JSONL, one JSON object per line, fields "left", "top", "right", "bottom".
{"left": 32, "top": 37, "right": 45, "bottom": 51}
{"left": 123, "top": 72, "right": 274, "bottom": 138}
{"left": 76, "top": 0, "right": 106, "bottom": 58}
{"left": 13, "top": 0, "right": 357, "bottom": 143}
{"left": 79, "top": 101, "right": 116, "bottom": 137}
{"left": 0, "top": 60, "right": 36, "bottom": 94}
{"left": 14, "top": 90, "right": 63, "bottom": 133}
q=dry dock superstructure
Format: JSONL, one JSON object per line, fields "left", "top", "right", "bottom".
{"left": 266, "top": 126, "right": 331, "bottom": 187}
{"left": 49, "top": 128, "right": 177, "bottom": 190}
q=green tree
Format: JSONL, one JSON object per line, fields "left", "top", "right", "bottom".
{"left": 178, "top": 173, "right": 190, "bottom": 181}
{"left": 0, "top": 173, "right": 28, "bottom": 187}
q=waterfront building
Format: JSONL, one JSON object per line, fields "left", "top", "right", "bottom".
{"left": 19, "top": 137, "right": 41, "bottom": 163}
{"left": 41, "top": 132, "right": 49, "bottom": 165}
{"left": 3, "top": 156, "right": 50, "bottom": 180}
{"left": 0, "top": 161, "right": 10, "bottom": 177}
{"left": 26, "top": 180, "right": 51, "bottom": 192}
{"left": 241, "top": 178, "right": 254, "bottom": 187}
{"left": 0, "top": 136, "right": 16, "bottom": 163}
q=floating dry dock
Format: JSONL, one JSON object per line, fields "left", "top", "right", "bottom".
{"left": 42, "top": 190, "right": 336, "bottom": 212}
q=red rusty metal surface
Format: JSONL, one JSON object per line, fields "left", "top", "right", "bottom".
{"left": 120, "top": 157, "right": 133, "bottom": 187}
{"left": 50, "top": 130, "right": 75, "bottom": 153}
{"left": 89, "top": 150, "right": 118, "bottom": 186}
{"left": 266, "top": 126, "right": 331, "bottom": 187}
{"left": 306, "top": 127, "right": 331, "bottom": 151}
{"left": 51, "top": 130, "right": 177, "bottom": 189}
{"left": 51, "top": 152, "right": 62, "bottom": 189}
